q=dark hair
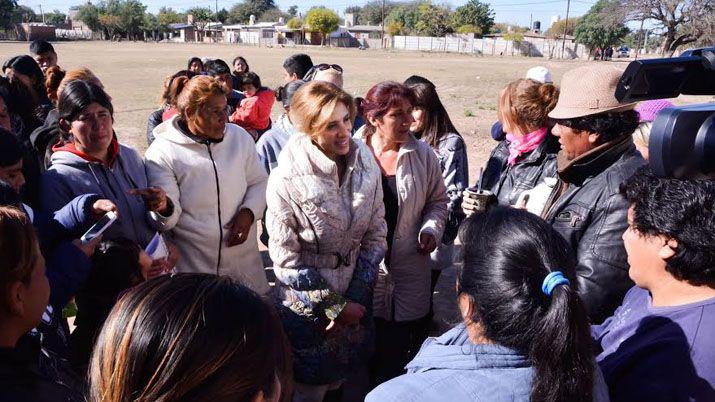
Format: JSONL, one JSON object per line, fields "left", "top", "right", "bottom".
{"left": 283, "top": 53, "right": 313, "bottom": 80}
{"left": 205, "top": 59, "right": 231, "bottom": 77}
{"left": 0, "top": 206, "right": 37, "bottom": 288}
{"left": 232, "top": 56, "right": 249, "bottom": 72}
{"left": 58, "top": 80, "right": 113, "bottom": 143}
{"left": 89, "top": 274, "right": 290, "bottom": 402}
{"left": 240, "top": 71, "right": 262, "bottom": 90}
{"left": 2, "top": 55, "right": 46, "bottom": 101}
{"left": 187, "top": 57, "right": 203, "bottom": 71}
{"left": 0, "top": 76, "right": 41, "bottom": 134}
{"left": 0, "top": 180, "right": 21, "bottom": 207}
{"left": 30, "top": 40, "right": 55, "bottom": 55}
{"left": 275, "top": 79, "right": 306, "bottom": 109}
{"left": 403, "top": 76, "right": 460, "bottom": 148}
{"left": 458, "top": 207, "right": 594, "bottom": 402}
{"left": 621, "top": 166, "right": 715, "bottom": 287}
{"left": 72, "top": 237, "right": 145, "bottom": 371}
{"left": 552, "top": 110, "right": 639, "bottom": 145}
{"left": 0, "top": 127, "right": 23, "bottom": 167}
{"left": 360, "top": 81, "right": 416, "bottom": 135}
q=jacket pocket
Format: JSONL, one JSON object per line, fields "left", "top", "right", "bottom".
{"left": 550, "top": 203, "right": 592, "bottom": 247}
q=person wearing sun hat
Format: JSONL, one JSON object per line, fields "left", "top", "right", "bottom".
{"left": 543, "top": 64, "right": 645, "bottom": 324}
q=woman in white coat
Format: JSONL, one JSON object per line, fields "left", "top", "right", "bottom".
{"left": 265, "top": 81, "right": 387, "bottom": 402}
{"left": 356, "top": 81, "right": 449, "bottom": 387}
{"left": 145, "top": 76, "right": 269, "bottom": 295}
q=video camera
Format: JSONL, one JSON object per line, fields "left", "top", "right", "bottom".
{"left": 616, "top": 47, "right": 715, "bottom": 179}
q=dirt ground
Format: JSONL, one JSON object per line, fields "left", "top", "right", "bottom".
{"left": 2, "top": 40, "right": 603, "bottom": 172}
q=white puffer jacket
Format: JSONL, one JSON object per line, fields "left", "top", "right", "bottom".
{"left": 266, "top": 133, "right": 387, "bottom": 320}
{"left": 145, "top": 116, "right": 269, "bottom": 294}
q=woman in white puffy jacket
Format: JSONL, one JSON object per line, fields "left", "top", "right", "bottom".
{"left": 144, "top": 76, "right": 269, "bottom": 295}
{"left": 265, "top": 81, "right": 387, "bottom": 401}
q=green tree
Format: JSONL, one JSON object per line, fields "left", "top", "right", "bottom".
{"left": 14, "top": 5, "right": 39, "bottom": 23}
{"left": 414, "top": 2, "right": 452, "bottom": 37}
{"left": 359, "top": 0, "right": 399, "bottom": 25}
{"left": 287, "top": 5, "right": 298, "bottom": 17}
{"left": 76, "top": 2, "right": 103, "bottom": 33}
{"left": 386, "top": 20, "right": 405, "bottom": 35}
{"left": 544, "top": 17, "right": 580, "bottom": 38}
{"left": 44, "top": 9, "right": 67, "bottom": 26}
{"left": 157, "top": 6, "right": 183, "bottom": 29}
{"left": 227, "top": 0, "right": 276, "bottom": 24}
{"left": 305, "top": 7, "right": 339, "bottom": 45}
{"left": 574, "top": 0, "right": 629, "bottom": 52}
{"left": 186, "top": 6, "right": 213, "bottom": 40}
{"left": 451, "top": 0, "right": 493, "bottom": 37}
{"left": 259, "top": 7, "right": 289, "bottom": 22}
{"left": 141, "top": 12, "right": 160, "bottom": 39}
{"left": 1, "top": 0, "right": 18, "bottom": 28}
{"left": 503, "top": 31, "right": 524, "bottom": 54}
{"left": 118, "top": 0, "right": 147, "bottom": 40}
{"left": 286, "top": 16, "right": 303, "bottom": 29}
{"left": 215, "top": 8, "right": 229, "bottom": 23}
{"left": 386, "top": 2, "right": 421, "bottom": 35}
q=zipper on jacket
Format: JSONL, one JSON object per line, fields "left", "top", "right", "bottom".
{"left": 205, "top": 143, "right": 223, "bottom": 274}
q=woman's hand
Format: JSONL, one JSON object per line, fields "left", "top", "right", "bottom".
{"left": 128, "top": 187, "right": 171, "bottom": 215}
{"left": 417, "top": 232, "right": 437, "bottom": 255}
{"left": 224, "top": 208, "right": 254, "bottom": 247}
{"left": 91, "top": 199, "right": 118, "bottom": 219}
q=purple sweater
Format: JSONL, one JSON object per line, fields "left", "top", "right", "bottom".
{"left": 592, "top": 286, "right": 715, "bottom": 402}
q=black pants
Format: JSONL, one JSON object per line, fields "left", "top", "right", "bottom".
{"left": 369, "top": 315, "right": 430, "bottom": 387}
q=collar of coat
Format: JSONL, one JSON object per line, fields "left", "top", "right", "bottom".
{"left": 354, "top": 126, "right": 420, "bottom": 157}
{"left": 556, "top": 134, "right": 634, "bottom": 185}
{"left": 294, "top": 133, "right": 362, "bottom": 178}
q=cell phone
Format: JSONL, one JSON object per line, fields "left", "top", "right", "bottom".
{"left": 80, "top": 211, "right": 118, "bottom": 244}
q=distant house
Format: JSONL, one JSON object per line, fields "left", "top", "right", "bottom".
{"left": 169, "top": 23, "right": 196, "bottom": 42}
{"left": 223, "top": 17, "right": 286, "bottom": 45}
{"left": 15, "top": 23, "right": 56, "bottom": 41}
{"left": 169, "top": 14, "right": 222, "bottom": 43}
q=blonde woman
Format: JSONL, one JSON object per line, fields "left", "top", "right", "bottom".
{"left": 266, "top": 81, "right": 386, "bottom": 401}
{"left": 144, "top": 75, "right": 269, "bottom": 294}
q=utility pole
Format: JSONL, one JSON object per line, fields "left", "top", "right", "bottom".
{"left": 381, "top": 0, "right": 385, "bottom": 48}
{"left": 39, "top": 4, "right": 45, "bottom": 24}
{"left": 560, "top": 0, "right": 571, "bottom": 59}
{"left": 215, "top": 0, "right": 218, "bottom": 17}
{"left": 529, "top": 13, "right": 533, "bottom": 31}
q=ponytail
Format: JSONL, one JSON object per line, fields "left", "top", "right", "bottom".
{"left": 530, "top": 282, "right": 594, "bottom": 402}
{"left": 167, "top": 76, "right": 190, "bottom": 108}
{"left": 45, "top": 66, "right": 66, "bottom": 103}
{"left": 538, "top": 83, "right": 559, "bottom": 114}
{"left": 458, "top": 207, "right": 595, "bottom": 402}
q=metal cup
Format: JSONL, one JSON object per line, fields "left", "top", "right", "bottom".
{"left": 463, "top": 188, "right": 497, "bottom": 214}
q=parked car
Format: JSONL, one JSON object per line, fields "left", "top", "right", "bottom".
{"left": 617, "top": 46, "right": 630, "bottom": 57}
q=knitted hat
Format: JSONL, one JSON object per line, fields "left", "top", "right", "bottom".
{"left": 0, "top": 128, "right": 23, "bottom": 167}
{"left": 635, "top": 99, "right": 675, "bottom": 122}
{"left": 525, "top": 66, "right": 553, "bottom": 84}
{"left": 548, "top": 64, "right": 636, "bottom": 119}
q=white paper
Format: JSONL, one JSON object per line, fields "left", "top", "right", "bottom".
{"left": 145, "top": 232, "right": 169, "bottom": 260}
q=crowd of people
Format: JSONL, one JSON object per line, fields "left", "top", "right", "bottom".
{"left": 0, "top": 39, "right": 713, "bottom": 402}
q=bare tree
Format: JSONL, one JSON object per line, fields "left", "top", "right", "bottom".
{"left": 622, "top": 0, "right": 714, "bottom": 56}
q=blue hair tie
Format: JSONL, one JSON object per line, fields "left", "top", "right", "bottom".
{"left": 542, "top": 271, "right": 570, "bottom": 296}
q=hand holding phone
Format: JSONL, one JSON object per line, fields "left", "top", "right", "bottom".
{"left": 80, "top": 211, "right": 118, "bottom": 245}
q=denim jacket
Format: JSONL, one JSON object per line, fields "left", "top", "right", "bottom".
{"left": 367, "top": 323, "right": 611, "bottom": 402}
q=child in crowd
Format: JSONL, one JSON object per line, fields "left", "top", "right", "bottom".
{"left": 29, "top": 40, "right": 58, "bottom": 74}
{"left": 70, "top": 237, "right": 152, "bottom": 373}
{"left": 230, "top": 72, "right": 275, "bottom": 139}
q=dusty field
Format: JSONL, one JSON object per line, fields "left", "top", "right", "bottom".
{"left": 2, "top": 40, "right": 602, "bottom": 173}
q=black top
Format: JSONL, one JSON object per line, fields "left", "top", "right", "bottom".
{"left": 382, "top": 174, "right": 398, "bottom": 266}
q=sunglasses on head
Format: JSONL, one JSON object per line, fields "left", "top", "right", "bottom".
{"left": 314, "top": 64, "right": 343, "bottom": 73}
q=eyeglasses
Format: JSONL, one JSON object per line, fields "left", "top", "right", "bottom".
{"left": 314, "top": 63, "right": 343, "bottom": 73}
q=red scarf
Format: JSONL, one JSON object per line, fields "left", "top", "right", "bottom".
{"left": 52, "top": 137, "right": 120, "bottom": 167}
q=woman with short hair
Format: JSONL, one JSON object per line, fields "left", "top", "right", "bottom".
{"left": 145, "top": 75, "right": 270, "bottom": 294}
{"left": 356, "top": 81, "right": 448, "bottom": 385}
{"left": 367, "top": 207, "right": 610, "bottom": 402}
{"left": 266, "top": 80, "right": 386, "bottom": 401}
{"left": 89, "top": 274, "right": 290, "bottom": 402}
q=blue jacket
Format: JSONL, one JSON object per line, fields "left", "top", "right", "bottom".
{"left": 367, "top": 324, "right": 611, "bottom": 402}
{"left": 41, "top": 143, "right": 157, "bottom": 247}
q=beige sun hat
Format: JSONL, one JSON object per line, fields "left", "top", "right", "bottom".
{"left": 548, "top": 64, "right": 637, "bottom": 119}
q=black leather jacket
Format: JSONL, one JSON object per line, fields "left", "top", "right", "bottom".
{"left": 482, "top": 135, "right": 559, "bottom": 206}
{"left": 543, "top": 139, "right": 645, "bottom": 324}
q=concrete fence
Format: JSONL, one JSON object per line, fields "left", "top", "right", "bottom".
{"left": 391, "top": 35, "right": 588, "bottom": 59}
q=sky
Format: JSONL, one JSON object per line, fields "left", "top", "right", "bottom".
{"left": 18, "top": 0, "right": 598, "bottom": 29}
